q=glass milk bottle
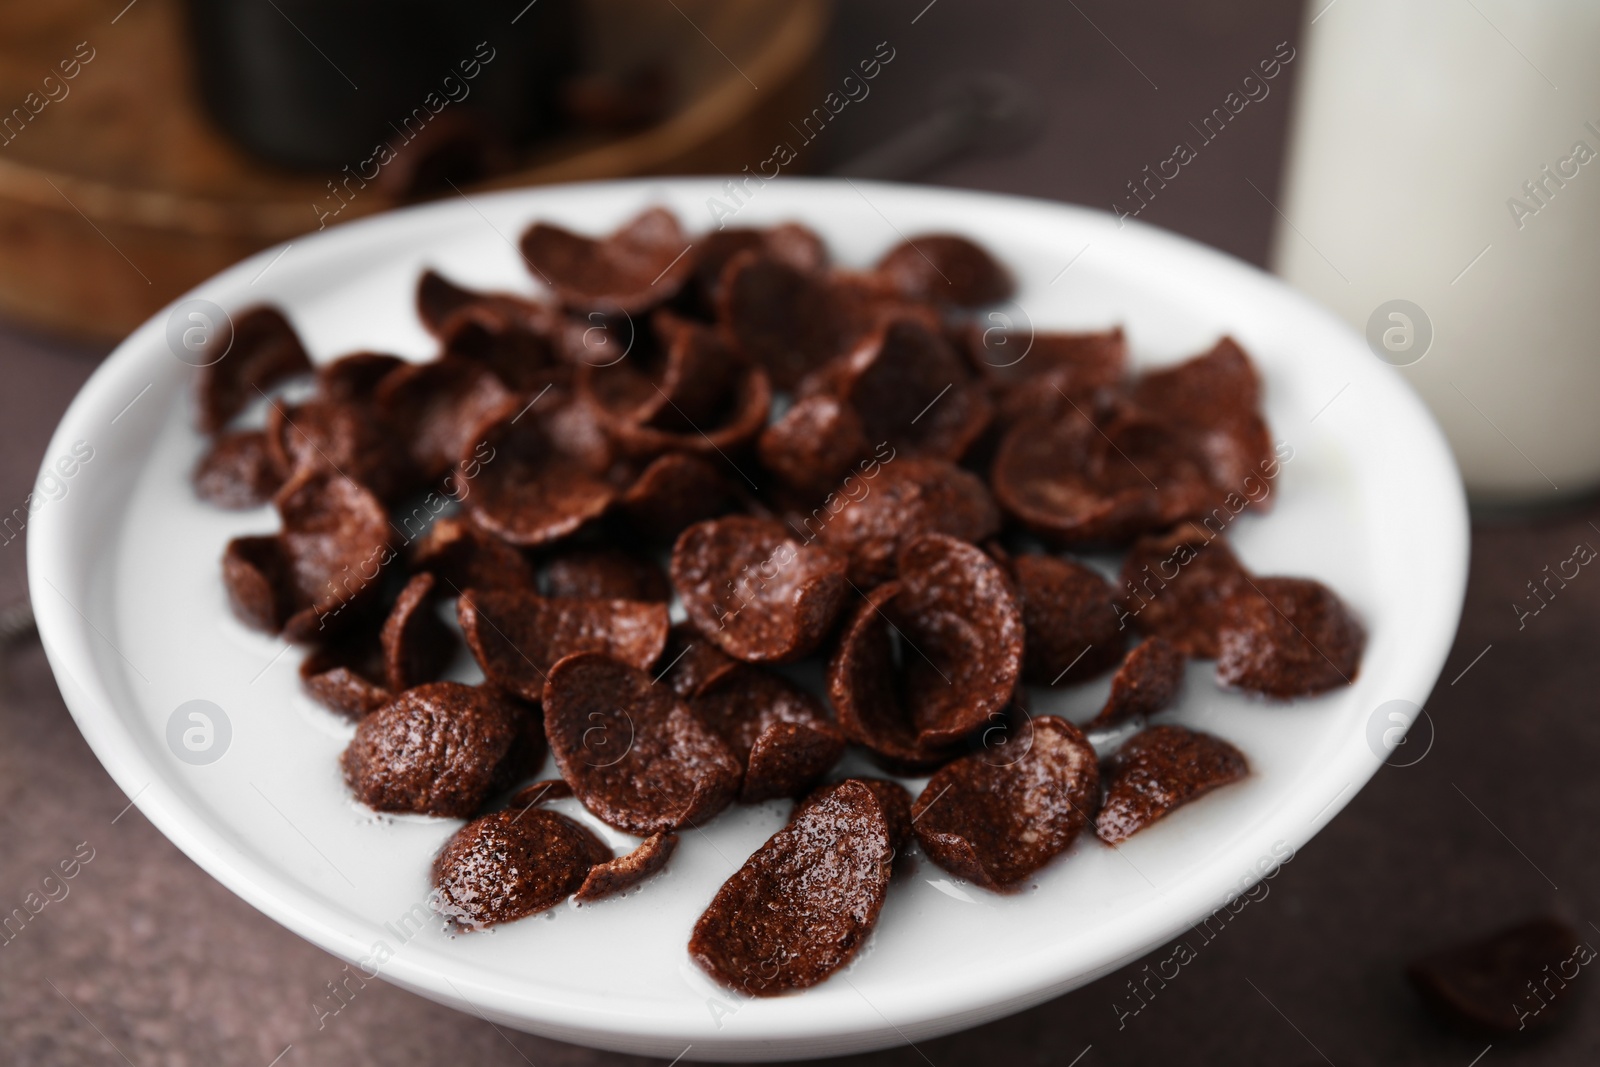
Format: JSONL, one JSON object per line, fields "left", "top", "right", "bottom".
{"left": 1274, "top": 0, "right": 1600, "bottom": 504}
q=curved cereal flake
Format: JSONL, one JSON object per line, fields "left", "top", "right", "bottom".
{"left": 193, "top": 429, "right": 283, "bottom": 509}
{"left": 300, "top": 628, "right": 390, "bottom": 718}
{"left": 542, "top": 652, "right": 742, "bottom": 835}
{"left": 457, "top": 586, "right": 669, "bottom": 703}
{"left": 672, "top": 516, "right": 848, "bottom": 663}
{"left": 1096, "top": 724, "right": 1247, "bottom": 844}
{"left": 508, "top": 778, "right": 574, "bottom": 809}
{"left": 196, "top": 305, "right": 312, "bottom": 434}
{"left": 462, "top": 399, "right": 620, "bottom": 548}
{"left": 519, "top": 207, "right": 693, "bottom": 314}
{"left": 991, "top": 403, "right": 1216, "bottom": 546}
{"left": 410, "top": 515, "right": 537, "bottom": 593}
{"left": 316, "top": 351, "right": 406, "bottom": 403}
{"left": 875, "top": 234, "right": 1012, "bottom": 308}
{"left": 1117, "top": 521, "right": 1253, "bottom": 658}
{"left": 891, "top": 535, "right": 1024, "bottom": 747}
{"left": 542, "top": 547, "right": 670, "bottom": 602}
{"left": 690, "top": 666, "right": 844, "bottom": 803}
{"left": 417, "top": 269, "right": 484, "bottom": 334}
{"left": 717, "top": 250, "right": 877, "bottom": 390}
{"left": 1086, "top": 638, "right": 1185, "bottom": 729}
{"left": 574, "top": 831, "right": 678, "bottom": 902}
{"left": 655, "top": 621, "right": 740, "bottom": 698}
{"left": 794, "top": 778, "right": 912, "bottom": 855}
{"left": 757, "top": 394, "right": 870, "bottom": 497}
{"left": 966, "top": 327, "right": 1127, "bottom": 424}
{"left": 433, "top": 807, "right": 611, "bottom": 929}
{"left": 264, "top": 396, "right": 413, "bottom": 502}
{"left": 616, "top": 452, "right": 737, "bottom": 541}
{"left": 586, "top": 321, "right": 771, "bottom": 459}
{"left": 1131, "top": 338, "right": 1275, "bottom": 506}
{"left": 689, "top": 779, "right": 893, "bottom": 995}
{"left": 380, "top": 572, "right": 456, "bottom": 693}
{"left": 342, "top": 682, "right": 538, "bottom": 817}
{"left": 689, "top": 223, "right": 826, "bottom": 311}
{"left": 274, "top": 469, "right": 396, "bottom": 642}
{"left": 912, "top": 715, "right": 1099, "bottom": 890}
{"left": 582, "top": 310, "right": 737, "bottom": 432}
{"left": 834, "top": 317, "right": 992, "bottom": 462}
{"left": 441, "top": 304, "right": 568, "bottom": 393}
{"left": 827, "top": 535, "right": 1023, "bottom": 769}
{"left": 1012, "top": 553, "right": 1126, "bottom": 685}
{"left": 1407, "top": 918, "right": 1583, "bottom": 1035}
{"left": 1215, "top": 576, "right": 1364, "bottom": 698}
{"left": 374, "top": 360, "right": 514, "bottom": 484}
{"left": 221, "top": 536, "right": 293, "bottom": 633}
{"left": 220, "top": 470, "right": 394, "bottom": 642}
{"left": 817, "top": 456, "right": 1000, "bottom": 587}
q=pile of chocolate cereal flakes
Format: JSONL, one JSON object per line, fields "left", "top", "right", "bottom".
{"left": 193, "top": 207, "right": 1364, "bottom": 995}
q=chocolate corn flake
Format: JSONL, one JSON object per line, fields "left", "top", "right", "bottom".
{"left": 374, "top": 359, "right": 514, "bottom": 484}
{"left": 586, "top": 320, "right": 772, "bottom": 458}
{"left": 690, "top": 665, "right": 844, "bottom": 803}
{"left": 990, "top": 402, "right": 1217, "bottom": 547}
{"left": 575, "top": 831, "right": 678, "bottom": 902}
{"left": 875, "top": 234, "right": 1013, "bottom": 308}
{"left": 193, "top": 429, "right": 283, "bottom": 509}
{"left": 264, "top": 395, "right": 413, "bottom": 503}
{"left": 672, "top": 516, "right": 848, "bottom": 664}
{"left": 815, "top": 456, "right": 1000, "bottom": 587}
{"left": 1011, "top": 553, "right": 1126, "bottom": 685}
{"left": 1215, "top": 576, "right": 1364, "bottom": 698}
{"left": 832, "top": 317, "right": 992, "bottom": 462}
{"left": 689, "top": 223, "right": 826, "bottom": 312}
{"left": 717, "top": 251, "right": 878, "bottom": 390}
{"left": 342, "top": 682, "right": 537, "bottom": 818}
{"left": 410, "top": 515, "right": 537, "bottom": 593}
{"left": 380, "top": 572, "right": 456, "bottom": 693}
{"left": 913, "top": 715, "right": 1099, "bottom": 890}
{"left": 1096, "top": 724, "right": 1248, "bottom": 844}
{"left": 461, "top": 399, "right": 620, "bottom": 548}
{"left": 1118, "top": 521, "right": 1253, "bottom": 658}
{"left": 794, "top": 777, "right": 913, "bottom": 856}
{"left": 433, "top": 807, "right": 612, "bottom": 929}
{"left": 416, "top": 269, "right": 483, "bottom": 335}
{"left": 300, "top": 628, "right": 391, "bottom": 718}
{"left": 441, "top": 304, "right": 568, "bottom": 394}
{"left": 971, "top": 328, "right": 1127, "bottom": 425}
{"left": 196, "top": 305, "right": 313, "bottom": 435}
{"left": 457, "top": 586, "right": 669, "bottom": 703}
{"left": 317, "top": 351, "right": 406, "bottom": 403}
{"left": 542, "top": 652, "right": 742, "bottom": 835}
{"left": 757, "top": 394, "right": 870, "bottom": 497}
{"left": 689, "top": 778, "right": 893, "bottom": 995}
{"left": 519, "top": 206, "right": 694, "bottom": 315}
{"left": 1406, "top": 918, "right": 1586, "bottom": 1035}
{"left": 508, "top": 777, "right": 574, "bottom": 809}
{"left": 1131, "top": 338, "right": 1274, "bottom": 505}
{"left": 655, "top": 621, "right": 740, "bottom": 698}
{"left": 221, "top": 468, "right": 394, "bottom": 642}
{"left": 615, "top": 451, "right": 737, "bottom": 541}
{"left": 1088, "top": 637, "right": 1186, "bottom": 729}
{"left": 827, "top": 534, "right": 1023, "bottom": 770}
{"left": 542, "top": 547, "right": 670, "bottom": 603}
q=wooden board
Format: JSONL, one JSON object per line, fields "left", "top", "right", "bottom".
{"left": 0, "top": 0, "right": 827, "bottom": 339}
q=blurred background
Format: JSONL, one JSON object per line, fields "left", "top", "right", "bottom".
{"left": 4, "top": 0, "right": 1599, "bottom": 1063}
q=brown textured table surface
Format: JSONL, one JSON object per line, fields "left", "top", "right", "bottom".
{"left": 5, "top": 2, "right": 1598, "bottom": 1064}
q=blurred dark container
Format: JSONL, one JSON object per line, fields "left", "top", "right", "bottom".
{"left": 184, "top": 0, "right": 577, "bottom": 170}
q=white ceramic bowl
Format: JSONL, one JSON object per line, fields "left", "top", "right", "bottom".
{"left": 29, "top": 178, "right": 1468, "bottom": 1061}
